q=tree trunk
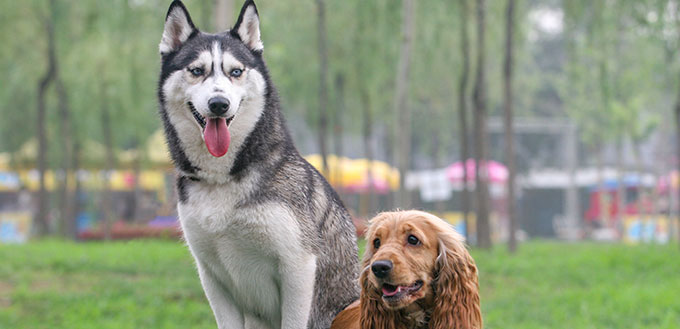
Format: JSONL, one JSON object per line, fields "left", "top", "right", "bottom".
{"left": 674, "top": 18, "right": 680, "bottom": 247}
{"left": 71, "top": 141, "right": 82, "bottom": 239}
{"left": 458, "top": 0, "right": 472, "bottom": 240}
{"left": 503, "top": 0, "right": 517, "bottom": 253}
{"left": 55, "top": 78, "right": 76, "bottom": 239}
{"left": 595, "top": 144, "right": 608, "bottom": 230}
{"left": 333, "top": 74, "right": 346, "bottom": 201}
{"left": 394, "top": 0, "right": 416, "bottom": 208}
{"left": 473, "top": 0, "right": 491, "bottom": 249}
{"left": 34, "top": 16, "right": 58, "bottom": 237}
{"left": 101, "top": 84, "right": 115, "bottom": 241}
{"left": 615, "top": 139, "right": 626, "bottom": 226}
{"left": 316, "top": 0, "right": 330, "bottom": 177}
{"left": 361, "top": 89, "right": 375, "bottom": 216}
{"left": 214, "top": 0, "right": 234, "bottom": 31}
{"left": 632, "top": 141, "right": 646, "bottom": 221}
{"left": 131, "top": 141, "right": 143, "bottom": 223}
{"left": 433, "top": 129, "right": 446, "bottom": 214}
{"left": 676, "top": 81, "right": 680, "bottom": 247}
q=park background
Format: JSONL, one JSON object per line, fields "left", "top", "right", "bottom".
{"left": 1, "top": 0, "right": 680, "bottom": 328}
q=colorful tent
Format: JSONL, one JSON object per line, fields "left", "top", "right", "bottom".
{"left": 0, "top": 170, "right": 166, "bottom": 192}
{"left": 304, "top": 154, "right": 400, "bottom": 194}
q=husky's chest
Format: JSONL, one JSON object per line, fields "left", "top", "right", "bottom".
{"left": 178, "top": 181, "right": 306, "bottom": 326}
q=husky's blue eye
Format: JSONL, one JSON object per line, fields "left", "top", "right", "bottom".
{"left": 230, "top": 68, "right": 243, "bottom": 77}
{"left": 189, "top": 67, "right": 204, "bottom": 76}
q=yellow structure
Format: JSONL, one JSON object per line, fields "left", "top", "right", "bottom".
{"left": 304, "top": 154, "right": 400, "bottom": 191}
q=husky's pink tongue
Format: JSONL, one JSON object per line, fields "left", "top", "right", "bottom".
{"left": 204, "top": 117, "right": 230, "bottom": 157}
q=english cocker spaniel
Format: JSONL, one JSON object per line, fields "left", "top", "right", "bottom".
{"left": 331, "top": 210, "right": 482, "bottom": 329}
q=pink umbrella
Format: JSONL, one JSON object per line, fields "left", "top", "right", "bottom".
{"left": 446, "top": 159, "right": 508, "bottom": 183}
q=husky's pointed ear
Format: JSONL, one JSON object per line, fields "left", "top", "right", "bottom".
{"left": 159, "top": 0, "right": 198, "bottom": 54}
{"left": 231, "top": 0, "right": 263, "bottom": 52}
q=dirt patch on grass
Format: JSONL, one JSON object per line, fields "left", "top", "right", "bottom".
{"left": 0, "top": 281, "right": 14, "bottom": 307}
{"left": 28, "top": 272, "right": 100, "bottom": 293}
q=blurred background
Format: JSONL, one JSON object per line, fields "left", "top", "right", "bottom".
{"left": 1, "top": 0, "right": 680, "bottom": 328}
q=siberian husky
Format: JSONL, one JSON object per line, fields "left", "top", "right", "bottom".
{"left": 157, "top": 1, "right": 359, "bottom": 328}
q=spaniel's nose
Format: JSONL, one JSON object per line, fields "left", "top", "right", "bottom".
{"left": 371, "top": 260, "right": 393, "bottom": 278}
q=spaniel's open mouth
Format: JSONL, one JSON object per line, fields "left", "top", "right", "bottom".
{"left": 381, "top": 280, "right": 423, "bottom": 300}
{"left": 188, "top": 102, "right": 234, "bottom": 157}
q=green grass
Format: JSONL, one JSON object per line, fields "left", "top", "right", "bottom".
{"left": 474, "top": 242, "right": 680, "bottom": 329}
{"left": 0, "top": 240, "right": 678, "bottom": 329}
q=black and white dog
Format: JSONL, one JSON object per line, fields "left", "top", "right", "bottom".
{"left": 157, "top": 1, "right": 359, "bottom": 328}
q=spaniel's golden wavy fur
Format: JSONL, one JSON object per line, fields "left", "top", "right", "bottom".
{"left": 331, "top": 210, "right": 482, "bottom": 329}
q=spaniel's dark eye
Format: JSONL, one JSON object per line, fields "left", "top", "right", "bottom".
{"left": 189, "top": 67, "right": 204, "bottom": 77}
{"left": 230, "top": 68, "right": 243, "bottom": 77}
{"left": 373, "top": 238, "right": 381, "bottom": 249}
{"left": 407, "top": 235, "right": 420, "bottom": 246}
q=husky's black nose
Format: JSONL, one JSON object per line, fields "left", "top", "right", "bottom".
{"left": 371, "top": 260, "right": 393, "bottom": 278}
{"left": 208, "top": 97, "right": 230, "bottom": 116}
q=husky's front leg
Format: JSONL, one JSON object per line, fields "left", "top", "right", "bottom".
{"left": 280, "top": 254, "right": 317, "bottom": 329}
{"left": 197, "top": 261, "right": 244, "bottom": 329}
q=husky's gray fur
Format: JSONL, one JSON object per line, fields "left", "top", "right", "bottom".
{"left": 157, "top": 1, "right": 359, "bottom": 328}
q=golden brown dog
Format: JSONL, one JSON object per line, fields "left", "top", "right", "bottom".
{"left": 331, "top": 210, "right": 482, "bottom": 329}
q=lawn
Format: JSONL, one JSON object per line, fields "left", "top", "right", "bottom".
{"left": 0, "top": 240, "right": 678, "bottom": 329}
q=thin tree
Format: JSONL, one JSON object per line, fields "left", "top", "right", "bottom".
{"left": 458, "top": 0, "right": 472, "bottom": 239}
{"left": 676, "top": 76, "right": 680, "bottom": 247}
{"left": 101, "top": 82, "right": 115, "bottom": 241}
{"left": 316, "top": 0, "right": 330, "bottom": 176}
{"left": 55, "top": 78, "right": 76, "bottom": 239}
{"left": 473, "top": 0, "right": 491, "bottom": 249}
{"left": 50, "top": 0, "right": 76, "bottom": 239}
{"left": 354, "top": 1, "right": 377, "bottom": 215}
{"left": 123, "top": 0, "right": 144, "bottom": 224}
{"left": 394, "top": 0, "right": 416, "bottom": 207}
{"left": 361, "top": 88, "right": 375, "bottom": 215}
{"left": 72, "top": 141, "right": 82, "bottom": 237}
{"left": 34, "top": 4, "right": 58, "bottom": 236}
{"left": 503, "top": 0, "right": 517, "bottom": 252}
{"left": 333, "top": 74, "right": 346, "bottom": 200}
{"left": 675, "top": 10, "right": 680, "bottom": 248}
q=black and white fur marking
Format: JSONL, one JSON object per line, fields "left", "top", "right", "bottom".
{"left": 158, "top": 1, "right": 359, "bottom": 329}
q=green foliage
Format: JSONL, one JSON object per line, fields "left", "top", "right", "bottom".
{"left": 1, "top": 0, "right": 677, "bottom": 169}
{"left": 1, "top": 240, "right": 678, "bottom": 328}
{"left": 562, "top": 0, "right": 674, "bottom": 150}
{"left": 0, "top": 0, "right": 541, "bottom": 164}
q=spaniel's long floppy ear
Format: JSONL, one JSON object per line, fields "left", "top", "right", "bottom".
{"left": 159, "top": 0, "right": 198, "bottom": 54}
{"left": 430, "top": 230, "right": 482, "bottom": 329}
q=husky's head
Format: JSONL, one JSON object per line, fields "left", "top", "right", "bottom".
{"left": 159, "top": 0, "right": 267, "bottom": 158}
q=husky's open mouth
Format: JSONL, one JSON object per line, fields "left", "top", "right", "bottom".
{"left": 188, "top": 102, "right": 234, "bottom": 158}
{"left": 188, "top": 101, "right": 207, "bottom": 128}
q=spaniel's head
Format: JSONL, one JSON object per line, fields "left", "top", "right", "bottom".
{"left": 360, "top": 210, "right": 482, "bottom": 329}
